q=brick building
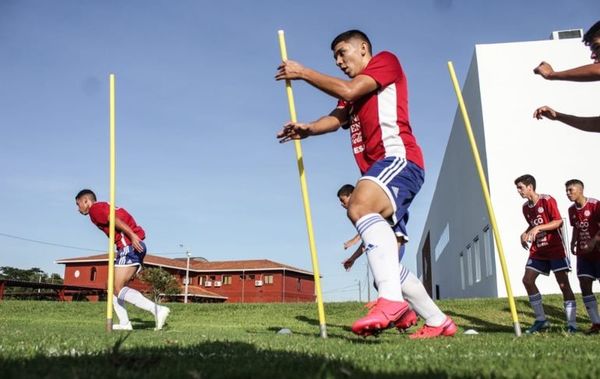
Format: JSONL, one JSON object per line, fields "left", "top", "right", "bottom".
{"left": 55, "top": 254, "right": 316, "bottom": 303}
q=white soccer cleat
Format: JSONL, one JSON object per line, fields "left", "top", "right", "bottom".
{"left": 112, "top": 322, "right": 133, "bottom": 331}
{"left": 155, "top": 306, "right": 170, "bottom": 330}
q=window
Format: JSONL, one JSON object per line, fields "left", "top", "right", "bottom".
{"left": 264, "top": 275, "right": 274, "bottom": 284}
{"left": 473, "top": 236, "right": 481, "bottom": 283}
{"left": 223, "top": 275, "right": 232, "bottom": 285}
{"left": 483, "top": 226, "right": 494, "bottom": 277}
{"left": 296, "top": 278, "right": 301, "bottom": 291}
{"left": 199, "top": 276, "right": 204, "bottom": 285}
{"left": 466, "top": 244, "right": 473, "bottom": 286}
{"left": 90, "top": 267, "right": 97, "bottom": 282}
{"left": 460, "top": 252, "right": 465, "bottom": 290}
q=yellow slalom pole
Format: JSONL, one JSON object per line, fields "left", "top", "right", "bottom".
{"left": 447, "top": 61, "right": 521, "bottom": 337}
{"left": 277, "top": 30, "right": 327, "bottom": 338}
{"left": 106, "top": 73, "right": 117, "bottom": 333}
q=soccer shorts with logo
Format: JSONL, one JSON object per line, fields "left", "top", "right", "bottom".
{"left": 526, "top": 257, "right": 571, "bottom": 275}
{"left": 115, "top": 242, "right": 147, "bottom": 273}
{"left": 359, "top": 157, "right": 424, "bottom": 242}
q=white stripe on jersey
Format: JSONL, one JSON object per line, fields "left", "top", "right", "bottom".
{"left": 378, "top": 83, "right": 406, "bottom": 158}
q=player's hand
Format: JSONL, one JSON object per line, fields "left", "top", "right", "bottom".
{"left": 520, "top": 232, "right": 530, "bottom": 250}
{"left": 526, "top": 227, "right": 540, "bottom": 243}
{"left": 275, "top": 60, "right": 306, "bottom": 81}
{"left": 130, "top": 235, "right": 144, "bottom": 253}
{"left": 277, "top": 121, "right": 311, "bottom": 143}
{"left": 533, "top": 106, "right": 558, "bottom": 120}
{"left": 343, "top": 239, "right": 357, "bottom": 250}
{"left": 571, "top": 241, "right": 577, "bottom": 255}
{"left": 342, "top": 257, "right": 355, "bottom": 271}
{"left": 533, "top": 61, "right": 554, "bottom": 79}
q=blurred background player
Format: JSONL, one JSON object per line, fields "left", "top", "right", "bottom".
{"left": 533, "top": 20, "right": 600, "bottom": 132}
{"left": 75, "top": 189, "right": 170, "bottom": 331}
{"left": 514, "top": 175, "right": 577, "bottom": 333}
{"left": 565, "top": 179, "right": 600, "bottom": 334}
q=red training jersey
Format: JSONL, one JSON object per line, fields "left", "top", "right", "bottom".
{"left": 522, "top": 195, "right": 566, "bottom": 260}
{"left": 337, "top": 51, "right": 424, "bottom": 174}
{"left": 569, "top": 198, "right": 600, "bottom": 260}
{"left": 88, "top": 202, "right": 145, "bottom": 249}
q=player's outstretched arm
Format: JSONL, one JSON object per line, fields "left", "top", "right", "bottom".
{"left": 534, "top": 61, "right": 600, "bottom": 82}
{"left": 342, "top": 244, "right": 365, "bottom": 271}
{"left": 277, "top": 108, "right": 347, "bottom": 143}
{"left": 534, "top": 106, "right": 600, "bottom": 133}
{"left": 275, "top": 59, "right": 378, "bottom": 102}
{"left": 344, "top": 234, "right": 362, "bottom": 250}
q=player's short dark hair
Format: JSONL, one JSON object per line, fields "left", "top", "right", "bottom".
{"left": 583, "top": 20, "right": 600, "bottom": 45}
{"left": 514, "top": 174, "right": 536, "bottom": 190}
{"left": 337, "top": 184, "right": 355, "bottom": 198}
{"left": 565, "top": 179, "right": 584, "bottom": 189}
{"left": 331, "top": 30, "right": 372, "bottom": 55}
{"left": 76, "top": 189, "right": 97, "bottom": 201}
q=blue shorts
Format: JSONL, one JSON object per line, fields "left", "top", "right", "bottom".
{"left": 577, "top": 257, "right": 600, "bottom": 279}
{"left": 115, "top": 242, "right": 147, "bottom": 273}
{"left": 360, "top": 157, "right": 424, "bottom": 241}
{"left": 526, "top": 257, "right": 571, "bottom": 276}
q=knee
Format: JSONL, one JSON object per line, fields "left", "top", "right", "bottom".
{"left": 347, "top": 202, "right": 369, "bottom": 224}
{"left": 522, "top": 276, "right": 533, "bottom": 288}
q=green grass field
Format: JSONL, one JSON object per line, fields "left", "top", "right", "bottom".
{"left": 1, "top": 295, "right": 600, "bottom": 378}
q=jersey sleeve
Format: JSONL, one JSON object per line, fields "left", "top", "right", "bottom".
{"left": 89, "top": 203, "right": 109, "bottom": 225}
{"left": 546, "top": 197, "right": 562, "bottom": 221}
{"left": 360, "top": 51, "right": 402, "bottom": 88}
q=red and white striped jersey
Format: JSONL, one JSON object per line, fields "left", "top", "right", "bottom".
{"left": 337, "top": 51, "right": 424, "bottom": 174}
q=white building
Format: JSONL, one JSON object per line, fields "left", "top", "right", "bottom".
{"left": 417, "top": 31, "right": 600, "bottom": 299}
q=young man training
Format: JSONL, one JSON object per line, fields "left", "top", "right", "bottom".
{"left": 514, "top": 175, "right": 577, "bottom": 333}
{"left": 565, "top": 179, "right": 600, "bottom": 334}
{"left": 76, "top": 189, "right": 170, "bottom": 331}
{"left": 533, "top": 20, "right": 600, "bottom": 132}
{"left": 276, "top": 30, "right": 456, "bottom": 338}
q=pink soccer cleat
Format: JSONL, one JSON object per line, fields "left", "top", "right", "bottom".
{"left": 409, "top": 316, "right": 457, "bottom": 339}
{"left": 395, "top": 309, "right": 418, "bottom": 331}
{"left": 352, "top": 297, "right": 410, "bottom": 337}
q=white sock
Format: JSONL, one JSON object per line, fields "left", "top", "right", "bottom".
{"left": 119, "top": 287, "right": 159, "bottom": 316}
{"left": 564, "top": 300, "right": 577, "bottom": 328}
{"left": 112, "top": 295, "right": 130, "bottom": 325}
{"left": 529, "top": 293, "right": 546, "bottom": 321}
{"left": 356, "top": 213, "right": 403, "bottom": 301}
{"left": 400, "top": 266, "right": 446, "bottom": 326}
{"left": 583, "top": 294, "right": 600, "bottom": 324}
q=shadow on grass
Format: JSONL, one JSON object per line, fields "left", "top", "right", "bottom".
{"left": 295, "top": 315, "right": 352, "bottom": 331}
{"left": 0, "top": 340, "right": 466, "bottom": 379}
{"left": 511, "top": 299, "right": 590, "bottom": 326}
{"left": 129, "top": 318, "right": 156, "bottom": 330}
{"left": 444, "top": 309, "right": 514, "bottom": 334}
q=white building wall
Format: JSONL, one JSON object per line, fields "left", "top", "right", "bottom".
{"left": 418, "top": 37, "right": 600, "bottom": 299}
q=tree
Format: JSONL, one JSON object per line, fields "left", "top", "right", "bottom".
{"left": 139, "top": 267, "right": 180, "bottom": 303}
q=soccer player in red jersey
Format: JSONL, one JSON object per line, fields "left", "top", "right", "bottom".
{"left": 514, "top": 175, "right": 577, "bottom": 333}
{"left": 75, "top": 189, "right": 170, "bottom": 331}
{"left": 533, "top": 20, "right": 600, "bottom": 132}
{"left": 565, "top": 179, "right": 600, "bottom": 334}
{"left": 276, "top": 30, "right": 456, "bottom": 338}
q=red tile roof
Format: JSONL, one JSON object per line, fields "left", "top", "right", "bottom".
{"left": 55, "top": 254, "right": 314, "bottom": 276}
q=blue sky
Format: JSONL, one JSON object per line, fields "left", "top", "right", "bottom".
{"left": 0, "top": 0, "right": 597, "bottom": 301}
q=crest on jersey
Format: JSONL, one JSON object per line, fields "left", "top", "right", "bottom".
{"left": 585, "top": 210, "right": 591, "bottom": 217}
{"left": 538, "top": 207, "right": 544, "bottom": 213}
